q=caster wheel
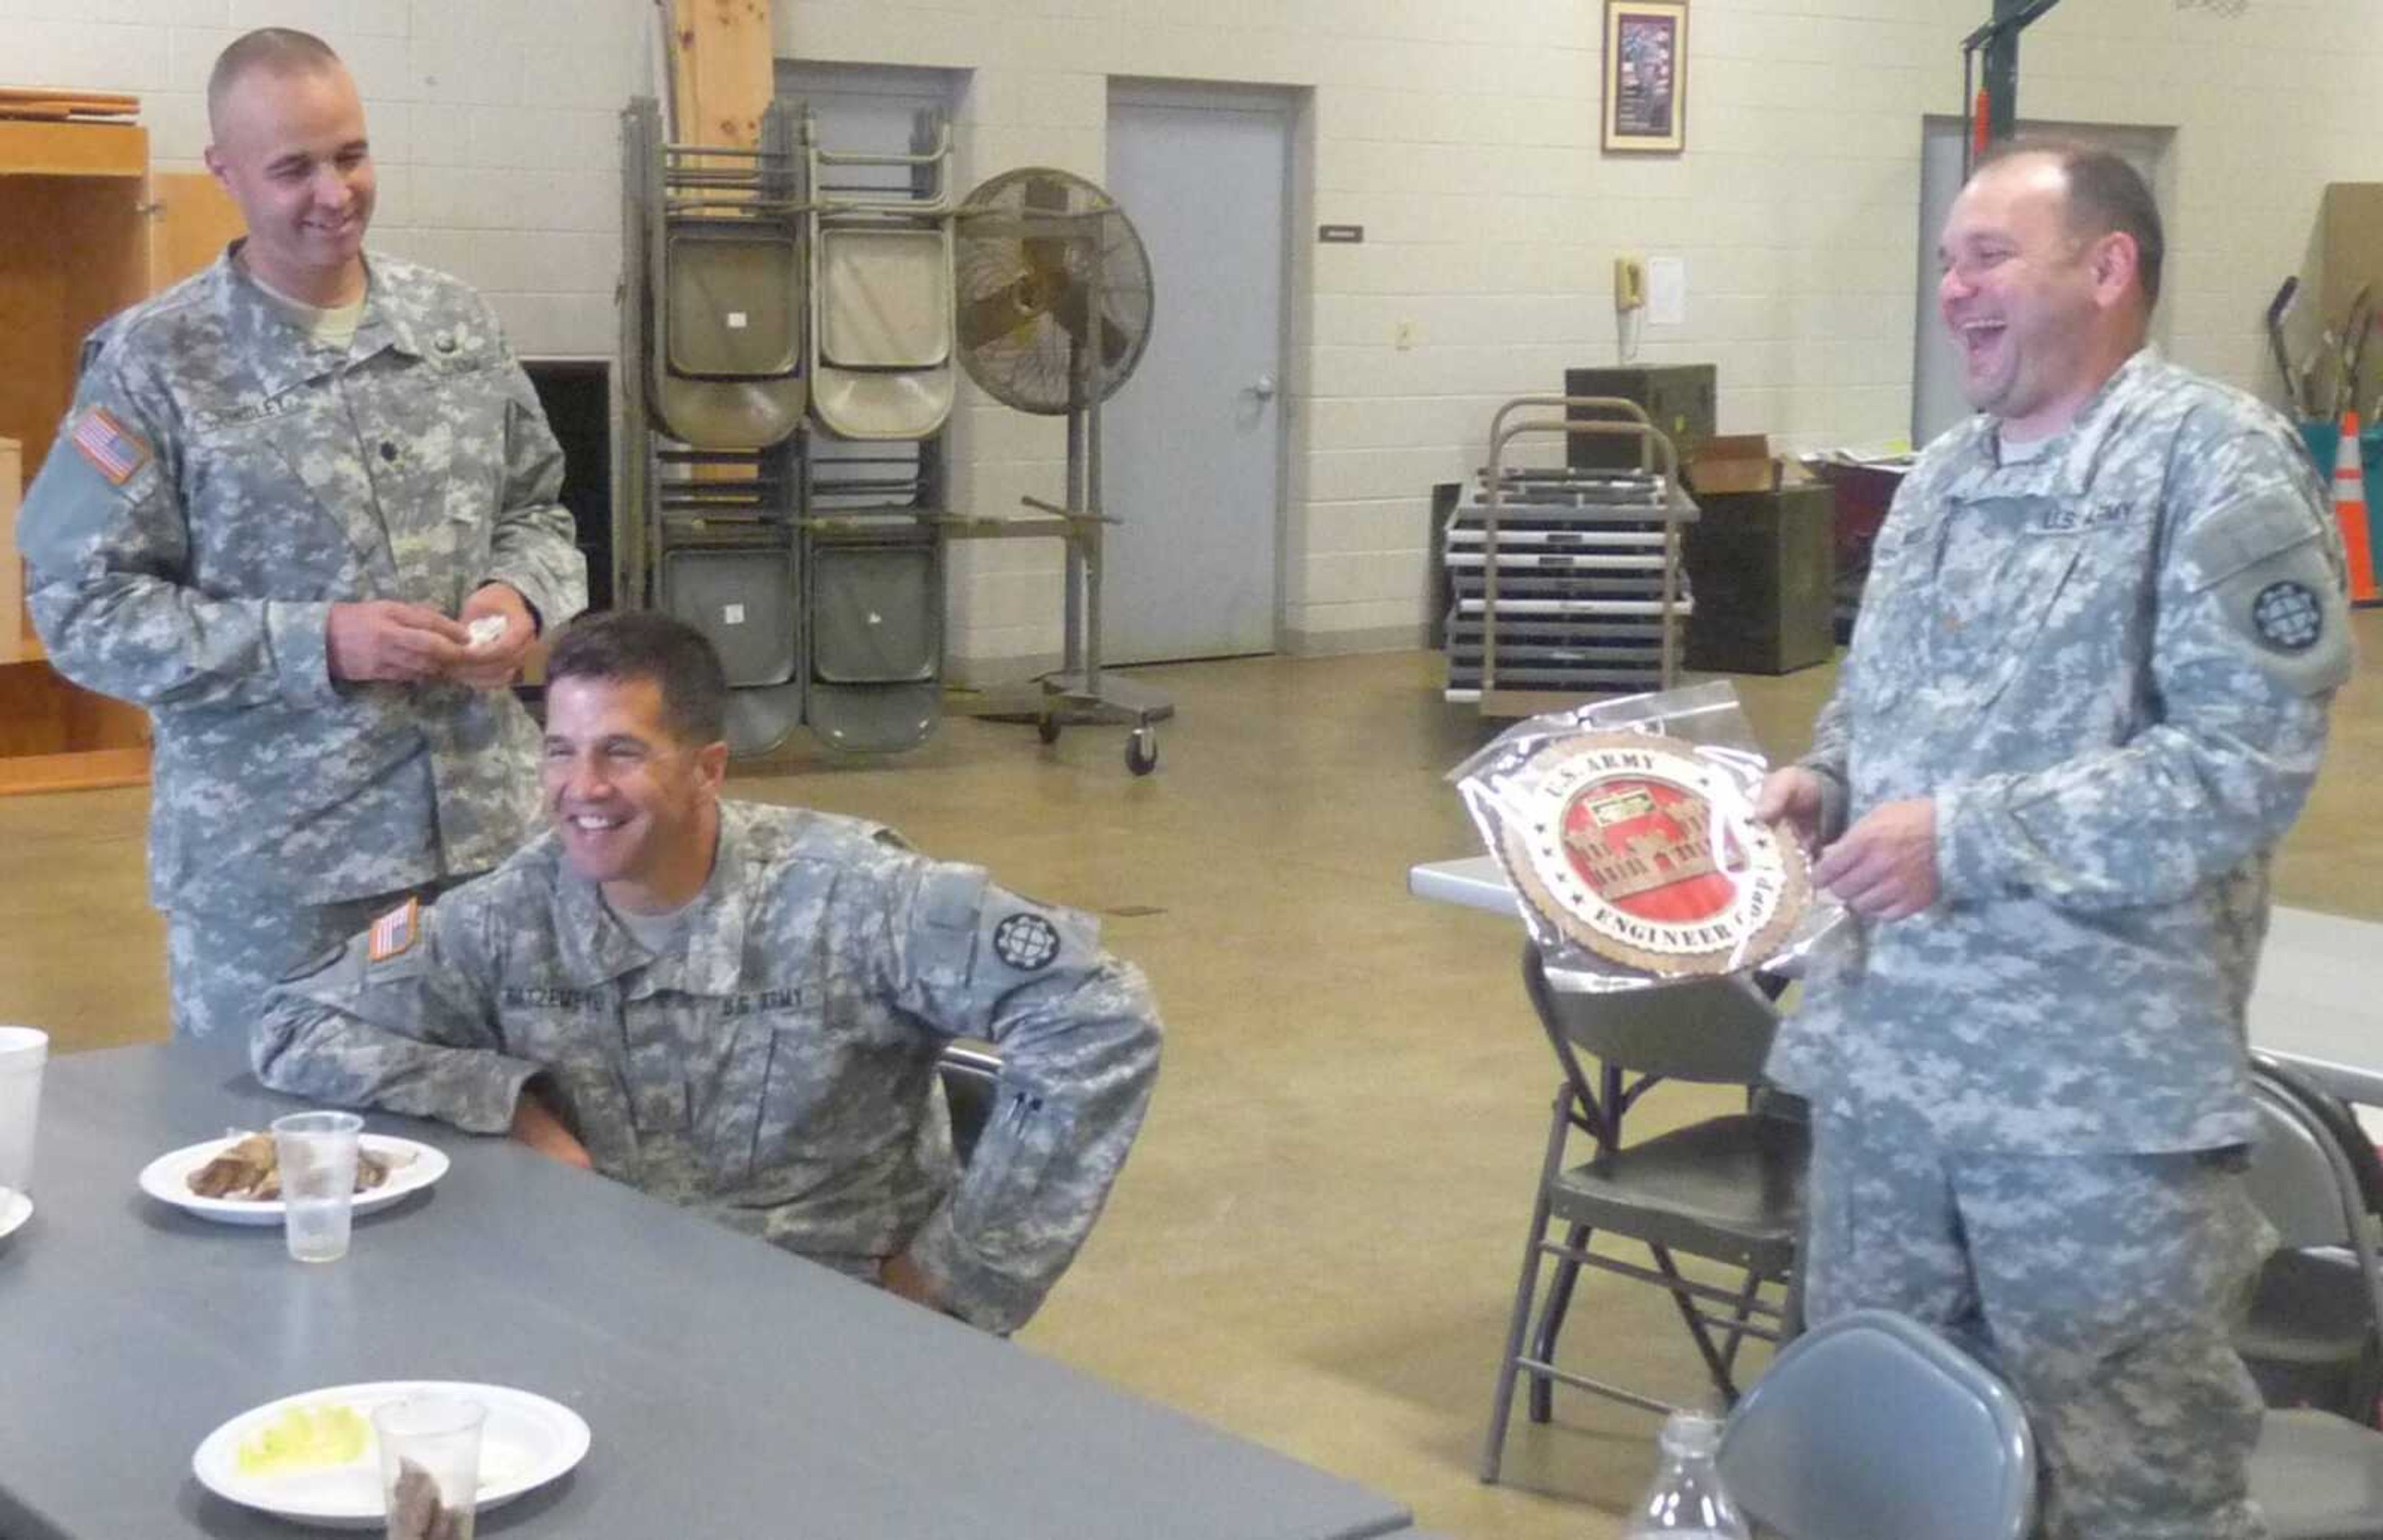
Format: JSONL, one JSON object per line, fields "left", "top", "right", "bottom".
{"left": 1126, "top": 729, "right": 1158, "bottom": 776}
{"left": 1037, "top": 714, "right": 1062, "bottom": 745}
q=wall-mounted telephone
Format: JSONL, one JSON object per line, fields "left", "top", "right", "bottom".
{"left": 1614, "top": 256, "right": 1647, "bottom": 313}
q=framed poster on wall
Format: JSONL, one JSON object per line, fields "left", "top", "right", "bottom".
{"left": 1602, "top": 0, "right": 1687, "bottom": 154}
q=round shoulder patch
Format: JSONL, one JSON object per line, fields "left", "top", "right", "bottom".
{"left": 992, "top": 911, "right": 1061, "bottom": 972}
{"left": 1499, "top": 731, "right": 1810, "bottom": 976}
{"left": 2250, "top": 580, "right": 2323, "bottom": 654}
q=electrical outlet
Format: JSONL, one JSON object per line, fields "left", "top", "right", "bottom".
{"left": 1393, "top": 320, "right": 1417, "bottom": 351}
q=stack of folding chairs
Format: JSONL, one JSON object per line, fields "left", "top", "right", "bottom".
{"left": 619, "top": 94, "right": 958, "bottom": 754}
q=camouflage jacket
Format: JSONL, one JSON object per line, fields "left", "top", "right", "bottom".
{"left": 254, "top": 802, "right": 1164, "bottom": 1334}
{"left": 1770, "top": 349, "right": 2351, "bottom": 1153}
{"left": 16, "top": 249, "right": 586, "bottom": 908}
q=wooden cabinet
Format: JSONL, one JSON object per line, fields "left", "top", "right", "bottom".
{"left": 0, "top": 119, "right": 245, "bottom": 795}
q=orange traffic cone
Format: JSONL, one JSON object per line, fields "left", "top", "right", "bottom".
{"left": 2332, "top": 411, "right": 2378, "bottom": 606}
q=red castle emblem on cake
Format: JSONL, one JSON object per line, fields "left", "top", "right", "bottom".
{"left": 1559, "top": 778, "right": 1741, "bottom": 924}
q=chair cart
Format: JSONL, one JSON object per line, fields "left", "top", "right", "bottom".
{"left": 1445, "top": 396, "right": 1700, "bottom": 717}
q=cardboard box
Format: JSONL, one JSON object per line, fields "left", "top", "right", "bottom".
{"left": 1688, "top": 434, "right": 1777, "bottom": 496}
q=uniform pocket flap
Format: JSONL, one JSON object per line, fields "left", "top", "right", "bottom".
{"left": 2184, "top": 494, "right": 2323, "bottom": 593}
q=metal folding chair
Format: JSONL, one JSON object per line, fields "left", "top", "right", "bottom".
{"left": 637, "top": 98, "right": 810, "bottom": 450}
{"left": 619, "top": 96, "right": 810, "bottom": 755}
{"left": 2242, "top": 1059, "right": 2383, "bottom": 1539}
{"left": 805, "top": 114, "right": 955, "bottom": 442}
{"left": 803, "top": 527, "right": 942, "bottom": 753}
{"left": 1717, "top": 1308, "right": 2035, "bottom": 1540}
{"left": 1480, "top": 944, "right": 1806, "bottom": 1482}
{"left": 936, "top": 1042, "right": 1001, "bottom": 1170}
{"left": 2242, "top": 1053, "right": 2383, "bottom": 1425}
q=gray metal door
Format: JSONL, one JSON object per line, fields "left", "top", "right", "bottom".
{"left": 1913, "top": 117, "right": 2173, "bottom": 447}
{"left": 1103, "top": 86, "right": 1289, "bottom": 663}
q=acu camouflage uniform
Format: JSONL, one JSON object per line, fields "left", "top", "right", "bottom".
{"left": 16, "top": 251, "right": 588, "bottom": 1039}
{"left": 1772, "top": 349, "right": 2351, "bottom": 1540}
{"left": 254, "top": 802, "right": 1164, "bottom": 1336}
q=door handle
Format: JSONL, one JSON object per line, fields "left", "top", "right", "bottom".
{"left": 1249, "top": 373, "right": 1277, "bottom": 400}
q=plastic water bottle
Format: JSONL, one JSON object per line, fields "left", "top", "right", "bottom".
{"left": 1620, "top": 1410, "right": 1751, "bottom": 1539}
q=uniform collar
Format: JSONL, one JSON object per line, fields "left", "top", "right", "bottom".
{"left": 1989, "top": 346, "right": 2161, "bottom": 476}
{"left": 214, "top": 245, "right": 431, "bottom": 399}
{"left": 1927, "top": 346, "right": 2163, "bottom": 510}
{"left": 551, "top": 806, "right": 750, "bottom": 995}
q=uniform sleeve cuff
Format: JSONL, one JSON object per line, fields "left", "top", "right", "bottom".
{"left": 1932, "top": 782, "right": 2001, "bottom": 903}
{"left": 903, "top": 1204, "right": 1043, "bottom": 1336}
{"left": 1798, "top": 759, "right": 1851, "bottom": 844}
{"left": 457, "top": 1057, "right": 548, "bottom": 1136}
{"left": 480, "top": 569, "right": 557, "bottom": 636}
{"left": 267, "top": 599, "right": 337, "bottom": 704}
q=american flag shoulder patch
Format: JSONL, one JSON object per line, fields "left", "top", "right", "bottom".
{"left": 367, "top": 898, "right": 421, "bottom": 964}
{"left": 70, "top": 406, "right": 150, "bottom": 487}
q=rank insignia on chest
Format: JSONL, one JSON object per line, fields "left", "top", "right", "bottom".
{"left": 1497, "top": 732, "right": 1810, "bottom": 976}
{"left": 992, "top": 912, "right": 1061, "bottom": 972}
{"left": 367, "top": 898, "right": 421, "bottom": 964}
{"left": 71, "top": 406, "right": 151, "bottom": 486}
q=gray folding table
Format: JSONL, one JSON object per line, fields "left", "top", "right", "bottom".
{"left": 0, "top": 1039, "right": 1416, "bottom": 1540}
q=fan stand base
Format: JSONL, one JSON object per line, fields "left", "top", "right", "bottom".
{"left": 967, "top": 671, "right": 1175, "bottom": 774}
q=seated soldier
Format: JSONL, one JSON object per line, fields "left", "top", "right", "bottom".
{"left": 256, "top": 611, "right": 1162, "bottom": 1333}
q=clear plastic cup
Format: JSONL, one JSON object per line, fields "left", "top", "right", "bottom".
{"left": 374, "top": 1394, "right": 485, "bottom": 1540}
{"left": 270, "top": 1110, "right": 364, "bottom": 1263}
{"left": 0, "top": 1027, "right": 48, "bottom": 1202}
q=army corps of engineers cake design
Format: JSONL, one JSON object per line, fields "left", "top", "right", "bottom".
{"left": 1499, "top": 731, "right": 1811, "bottom": 975}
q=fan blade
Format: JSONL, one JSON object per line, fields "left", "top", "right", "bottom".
{"left": 1047, "top": 286, "right": 1137, "bottom": 375}
{"left": 1100, "top": 310, "right": 1134, "bottom": 370}
{"left": 958, "top": 279, "right": 1048, "bottom": 353}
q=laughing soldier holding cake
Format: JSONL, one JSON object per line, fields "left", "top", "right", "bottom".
{"left": 1757, "top": 141, "right": 2352, "bottom": 1538}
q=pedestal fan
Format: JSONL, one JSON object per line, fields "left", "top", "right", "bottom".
{"left": 953, "top": 166, "right": 1169, "bottom": 773}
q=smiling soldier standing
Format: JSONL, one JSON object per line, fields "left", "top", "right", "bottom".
{"left": 16, "top": 29, "right": 585, "bottom": 1040}
{"left": 1756, "top": 141, "right": 2353, "bottom": 1538}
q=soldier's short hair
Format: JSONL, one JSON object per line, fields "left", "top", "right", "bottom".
{"left": 207, "top": 29, "right": 344, "bottom": 138}
{"left": 1979, "top": 137, "right": 2166, "bottom": 307}
{"left": 547, "top": 611, "right": 730, "bottom": 748}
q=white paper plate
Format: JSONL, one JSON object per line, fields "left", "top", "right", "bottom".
{"left": 138, "top": 1134, "right": 449, "bottom": 1226}
{"left": 0, "top": 1188, "right": 28, "bottom": 1241}
{"left": 192, "top": 1380, "right": 591, "bottom": 1528}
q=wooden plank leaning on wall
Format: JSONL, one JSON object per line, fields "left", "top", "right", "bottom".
{"left": 671, "top": 0, "right": 774, "bottom": 150}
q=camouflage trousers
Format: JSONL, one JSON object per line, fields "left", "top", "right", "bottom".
{"left": 1805, "top": 1109, "right": 2276, "bottom": 1540}
{"left": 164, "top": 881, "right": 458, "bottom": 1041}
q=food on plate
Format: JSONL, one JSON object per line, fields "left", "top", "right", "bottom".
{"left": 387, "top": 1459, "right": 472, "bottom": 1540}
{"left": 186, "top": 1132, "right": 396, "bottom": 1201}
{"left": 235, "top": 1403, "right": 369, "bottom": 1475}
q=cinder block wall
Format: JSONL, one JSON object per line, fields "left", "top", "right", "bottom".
{"left": 779, "top": 0, "right": 2371, "bottom": 672}
{"left": 1, "top": 0, "right": 648, "bottom": 357}
{"left": 5, "top": 0, "right": 2366, "bottom": 673}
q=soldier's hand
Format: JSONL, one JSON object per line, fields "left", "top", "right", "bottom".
{"left": 1754, "top": 766, "right": 1829, "bottom": 854}
{"left": 508, "top": 1088, "right": 593, "bottom": 1170}
{"left": 447, "top": 583, "right": 537, "bottom": 691}
{"left": 1811, "top": 797, "right": 1940, "bottom": 921}
{"left": 326, "top": 600, "right": 472, "bottom": 683}
{"left": 879, "top": 1251, "right": 947, "bottom": 1313}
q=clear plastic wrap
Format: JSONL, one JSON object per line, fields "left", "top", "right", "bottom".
{"left": 1450, "top": 680, "right": 1844, "bottom": 992}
